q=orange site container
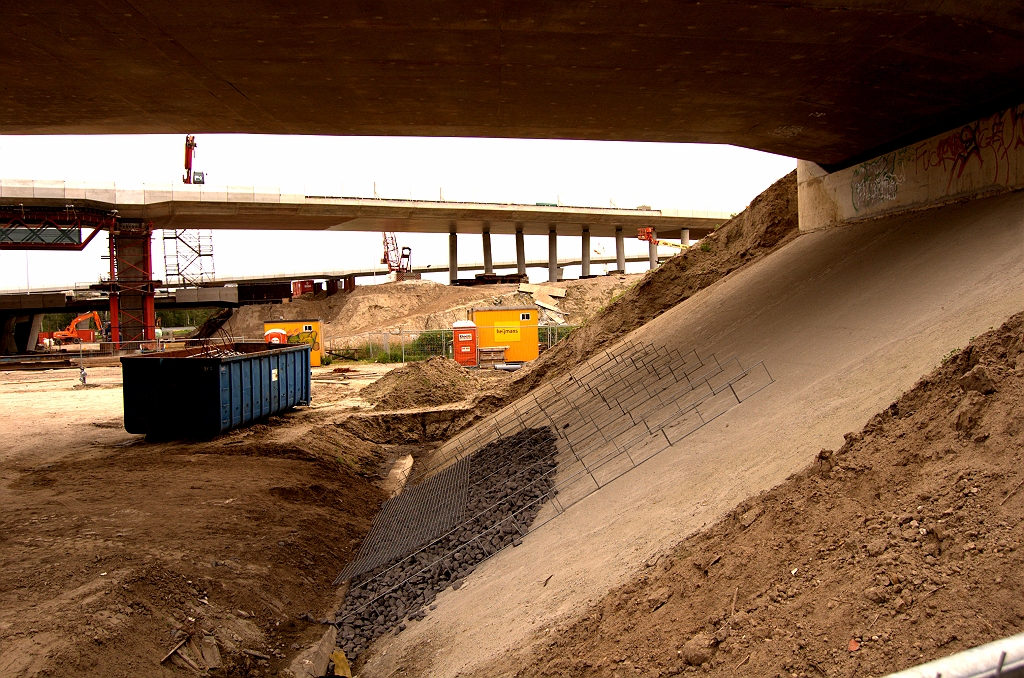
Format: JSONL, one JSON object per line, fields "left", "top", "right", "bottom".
{"left": 452, "top": 320, "right": 478, "bottom": 367}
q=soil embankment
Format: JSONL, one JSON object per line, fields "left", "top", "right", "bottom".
{"left": 0, "top": 370, "right": 392, "bottom": 677}
{"left": 479, "top": 314, "right": 1024, "bottom": 677}
{"left": 218, "top": 275, "right": 643, "bottom": 346}
{"left": 504, "top": 170, "right": 798, "bottom": 400}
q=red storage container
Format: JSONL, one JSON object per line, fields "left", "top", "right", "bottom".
{"left": 291, "top": 280, "right": 315, "bottom": 297}
{"left": 452, "top": 320, "right": 478, "bottom": 367}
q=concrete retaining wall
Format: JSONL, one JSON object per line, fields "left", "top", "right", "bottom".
{"left": 799, "top": 103, "right": 1024, "bottom": 231}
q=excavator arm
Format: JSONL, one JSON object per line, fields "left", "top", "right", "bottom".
{"left": 53, "top": 311, "right": 105, "bottom": 343}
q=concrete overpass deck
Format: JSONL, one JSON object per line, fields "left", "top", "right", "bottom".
{"left": 4, "top": 4, "right": 1023, "bottom": 171}
{"left": 0, "top": 179, "right": 729, "bottom": 238}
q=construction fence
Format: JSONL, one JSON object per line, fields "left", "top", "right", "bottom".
{"left": 326, "top": 325, "right": 577, "bottom": 363}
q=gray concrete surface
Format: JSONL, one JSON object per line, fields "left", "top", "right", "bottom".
{"left": 3, "top": 4, "right": 1023, "bottom": 168}
{"left": 362, "top": 189, "right": 1024, "bottom": 677}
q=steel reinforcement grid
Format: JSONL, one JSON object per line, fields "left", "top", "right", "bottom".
{"left": 335, "top": 339, "right": 773, "bottom": 607}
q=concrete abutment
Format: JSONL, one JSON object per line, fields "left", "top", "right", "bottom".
{"left": 798, "top": 103, "right": 1024, "bottom": 233}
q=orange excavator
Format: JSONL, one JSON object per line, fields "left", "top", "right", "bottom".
{"left": 52, "top": 311, "right": 105, "bottom": 344}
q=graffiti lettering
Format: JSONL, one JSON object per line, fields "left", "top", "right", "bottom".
{"left": 851, "top": 103, "right": 1024, "bottom": 211}
{"left": 917, "top": 103, "right": 1024, "bottom": 191}
{"left": 851, "top": 150, "right": 908, "bottom": 211}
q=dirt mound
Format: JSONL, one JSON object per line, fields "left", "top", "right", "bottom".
{"left": 0, "top": 396, "right": 390, "bottom": 678}
{"left": 224, "top": 422, "right": 389, "bottom": 477}
{"left": 220, "top": 280, "right": 530, "bottom": 342}
{"left": 482, "top": 312, "right": 1024, "bottom": 677}
{"left": 360, "top": 357, "right": 482, "bottom": 410}
{"left": 505, "top": 170, "right": 798, "bottom": 399}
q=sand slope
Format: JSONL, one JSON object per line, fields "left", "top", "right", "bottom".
{"left": 361, "top": 190, "right": 1024, "bottom": 677}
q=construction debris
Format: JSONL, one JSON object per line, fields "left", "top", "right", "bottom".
{"left": 518, "top": 282, "right": 567, "bottom": 315}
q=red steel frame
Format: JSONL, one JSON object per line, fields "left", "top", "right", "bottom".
{"left": 107, "top": 221, "right": 156, "bottom": 344}
{"left": 1, "top": 206, "right": 156, "bottom": 345}
{"left": 0, "top": 206, "right": 112, "bottom": 251}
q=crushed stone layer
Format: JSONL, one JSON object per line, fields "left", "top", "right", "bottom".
{"left": 337, "top": 427, "right": 559, "bottom": 659}
{"left": 359, "top": 190, "right": 1024, "bottom": 678}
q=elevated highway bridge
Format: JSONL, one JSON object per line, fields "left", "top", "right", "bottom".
{"left": 3, "top": 3, "right": 1023, "bottom": 171}
{"left": 2, "top": 3, "right": 1023, "bottom": 347}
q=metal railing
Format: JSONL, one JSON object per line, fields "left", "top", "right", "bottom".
{"left": 884, "top": 632, "right": 1024, "bottom": 678}
{"left": 30, "top": 336, "right": 251, "bottom": 359}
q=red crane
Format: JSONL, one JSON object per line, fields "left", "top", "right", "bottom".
{"left": 183, "top": 135, "right": 204, "bottom": 184}
{"left": 381, "top": 233, "right": 412, "bottom": 273}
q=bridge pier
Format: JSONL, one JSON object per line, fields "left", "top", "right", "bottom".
{"left": 26, "top": 314, "right": 42, "bottom": 351}
{"left": 515, "top": 225, "right": 526, "bottom": 277}
{"left": 681, "top": 228, "right": 690, "bottom": 247}
{"left": 0, "top": 312, "right": 44, "bottom": 354}
{"left": 581, "top": 227, "right": 591, "bottom": 277}
{"left": 548, "top": 226, "right": 558, "bottom": 283}
{"left": 448, "top": 225, "right": 458, "bottom": 285}
{"left": 648, "top": 238, "right": 658, "bottom": 269}
{"left": 107, "top": 220, "right": 156, "bottom": 344}
{"left": 615, "top": 226, "right": 625, "bottom": 274}
{"left": 482, "top": 224, "right": 493, "bottom": 275}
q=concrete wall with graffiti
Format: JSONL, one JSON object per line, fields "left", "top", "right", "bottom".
{"left": 798, "top": 104, "right": 1024, "bottom": 231}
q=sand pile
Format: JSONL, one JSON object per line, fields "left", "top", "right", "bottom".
{"left": 483, "top": 312, "right": 1024, "bottom": 677}
{"left": 504, "top": 170, "right": 799, "bottom": 400}
{"left": 360, "top": 357, "right": 478, "bottom": 411}
{"left": 219, "top": 280, "right": 531, "bottom": 342}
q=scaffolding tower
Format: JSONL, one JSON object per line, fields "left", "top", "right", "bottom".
{"left": 162, "top": 229, "right": 215, "bottom": 287}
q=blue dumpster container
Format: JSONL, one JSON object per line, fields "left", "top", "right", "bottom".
{"left": 121, "top": 342, "right": 311, "bottom": 437}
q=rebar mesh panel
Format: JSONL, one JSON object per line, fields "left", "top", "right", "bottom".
{"left": 339, "top": 455, "right": 470, "bottom": 580}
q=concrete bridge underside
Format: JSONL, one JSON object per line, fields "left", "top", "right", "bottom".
{"left": 3, "top": 3, "right": 1023, "bottom": 171}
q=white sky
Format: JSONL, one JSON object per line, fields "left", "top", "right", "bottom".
{"left": 0, "top": 135, "right": 795, "bottom": 290}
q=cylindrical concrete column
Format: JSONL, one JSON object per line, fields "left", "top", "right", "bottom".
{"left": 548, "top": 225, "right": 558, "bottom": 283}
{"left": 27, "top": 313, "right": 44, "bottom": 351}
{"left": 581, "top": 227, "right": 591, "bottom": 278}
{"left": 448, "top": 225, "right": 458, "bottom": 284}
{"left": 648, "top": 237, "right": 658, "bottom": 269}
{"left": 615, "top": 226, "right": 625, "bottom": 274}
{"left": 482, "top": 223, "right": 493, "bottom": 275}
{"left": 515, "top": 224, "right": 526, "bottom": 277}
{"left": 681, "top": 228, "right": 690, "bottom": 247}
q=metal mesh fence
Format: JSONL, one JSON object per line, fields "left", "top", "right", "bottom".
{"left": 326, "top": 325, "right": 578, "bottom": 363}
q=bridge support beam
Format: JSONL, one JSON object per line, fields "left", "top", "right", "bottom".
{"left": 26, "top": 314, "right": 42, "bottom": 351}
{"left": 680, "top": 228, "right": 690, "bottom": 247}
{"left": 515, "top": 224, "right": 526, "bottom": 277}
{"left": 448, "top": 226, "right": 458, "bottom": 285}
{"left": 648, "top": 238, "right": 658, "bottom": 269}
{"left": 581, "top": 227, "right": 591, "bottom": 277}
{"left": 107, "top": 220, "right": 156, "bottom": 344}
{"left": 482, "top": 224, "right": 493, "bottom": 275}
{"left": 548, "top": 226, "right": 558, "bottom": 283}
{"left": 615, "top": 226, "right": 625, "bottom": 274}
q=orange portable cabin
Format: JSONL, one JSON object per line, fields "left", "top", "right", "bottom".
{"left": 263, "top": 319, "right": 325, "bottom": 367}
{"left": 452, "top": 320, "right": 478, "bottom": 367}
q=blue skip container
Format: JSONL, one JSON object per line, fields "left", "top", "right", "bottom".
{"left": 121, "top": 342, "right": 311, "bottom": 437}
